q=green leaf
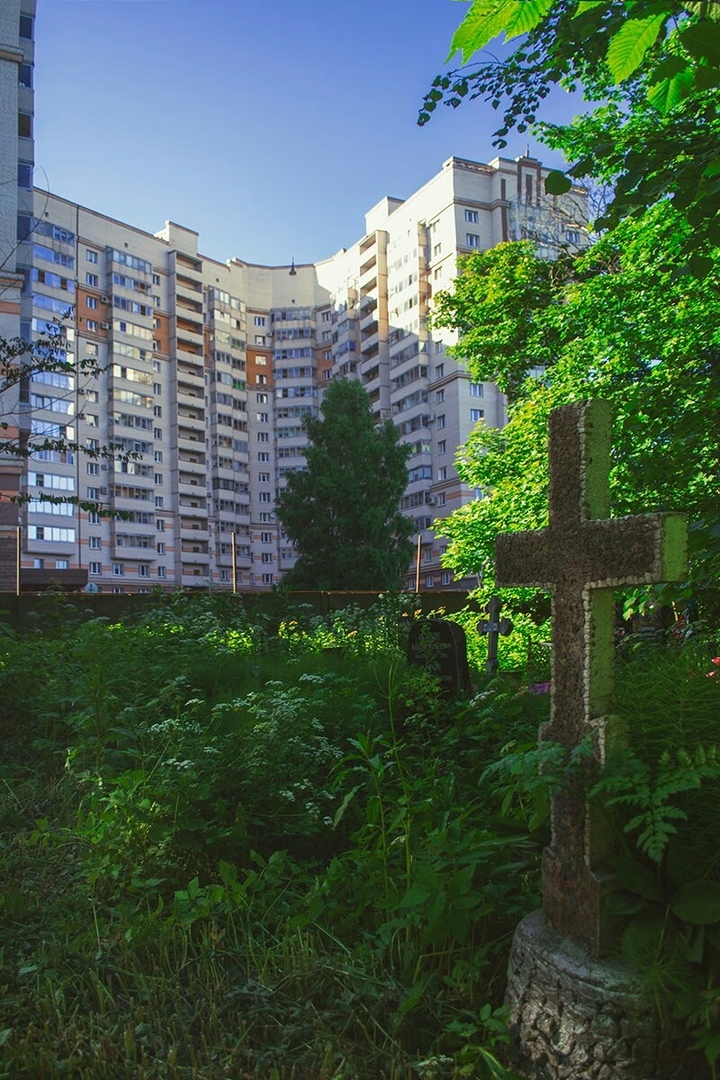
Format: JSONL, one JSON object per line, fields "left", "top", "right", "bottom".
{"left": 679, "top": 20, "right": 720, "bottom": 62}
{"left": 545, "top": 170, "right": 572, "bottom": 195}
{"left": 447, "top": 0, "right": 554, "bottom": 64}
{"left": 647, "top": 67, "right": 695, "bottom": 113}
{"left": 671, "top": 881, "right": 720, "bottom": 925}
{"left": 688, "top": 253, "right": 715, "bottom": 278}
{"left": 572, "top": 0, "right": 609, "bottom": 14}
{"left": 606, "top": 888, "right": 646, "bottom": 915}
{"left": 612, "top": 854, "right": 664, "bottom": 901}
{"left": 606, "top": 13, "right": 666, "bottom": 82}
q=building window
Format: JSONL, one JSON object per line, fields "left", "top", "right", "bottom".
{"left": 87, "top": 297, "right": 98, "bottom": 310}
{"left": 470, "top": 383, "right": 484, "bottom": 397}
{"left": 87, "top": 320, "right": 98, "bottom": 332}
{"left": 153, "top": 273, "right": 161, "bottom": 286}
{"left": 425, "top": 575, "right": 434, "bottom": 589}
{"left": 256, "top": 374, "right": 267, "bottom": 385}
{"left": 157, "top": 566, "right": 166, "bottom": 578}
{"left": 254, "top": 315, "right": 266, "bottom": 326}
{"left": 436, "top": 415, "right": 446, "bottom": 429}
{"left": 138, "top": 564, "right": 150, "bottom": 578}
{"left": 153, "top": 405, "right": 162, "bottom": 417}
{"left": 89, "top": 561, "right": 102, "bottom": 575}
{"left": 154, "top": 427, "right": 162, "bottom": 440}
{"left": 112, "top": 563, "right": 124, "bottom": 576}
{"left": 255, "top": 335, "right": 266, "bottom": 345}
{"left": 257, "top": 432, "right": 269, "bottom": 443}
{"left": 88, "top": 511, "right": 101, "bottom": 525}
{"left": 154, "top": 472, "right": 163, "bottom": 485}
{"left": 261, "top": 553, "right": 273, "bottom": 564}
{"left": 18, "top": 112, "right": 32, "bottom": 138}
{"left": 87, "top": 487, "right": 100, "bottom": 500}
{"left": 470, "top": 409, "right": 484, "bottom": 423}
{"left": 155, "top": 496, "right": 163, "bottom": 509}
{"left": 157, "top": 542, "right": 166, "bottom": 555}
{"left": 87, "top": 462, "right": 99, "bottom": 476}
{"left": 261, "top": 531, "right": 272, "bottom": 543}
{"left": 437, "top": 493, "right": 446, "bottom": 507}
{"left": 154, "top": 450, "right": 163, "bottom": 463}
{"left": 257, "top": 392, "right": 268, "bottom": 403}
{"left": 33, "top": 558, "right": 44, "bottom": 569}
{"left": 441, "top": 571, "right": 451, "bottom": 586}
{"left": 157, "top": 520, "right": 165, "bottom": 532}
{"left": 258, "top": 452, "right": 270, "bottom": 462}
{"left": 86, "top": 273, "right": 98, "bottom": 287}
{"left": 464, "top": 209, "right": 479, "bottom": 223}
{"left": 433, "top": 243, "right": 442, "bottom": 257}
{"left": 262, "top": 573, "right": 274, "bottom": 585}
{"left": 438, "top": 440, "right": 446, "bottom": 455}
{"left": 438, "top": 466, "right": 447, "bottom": 481}
{"left": 436, "top": 389, "right": 444, "bottom": 404}
{"left": 258, "top": 492, "right": 271, "bottom": 502}
{"left": 19, "top": 14, "right": 33, "bottom": 37}
{"left": 258, "top": 472, "right": 270, "bottom": 483}
{"left": 86, "top": 250, "right": 99, "bottom": 264}
{"left": 465, "top": 234, "right": 480, "bottom": 248}
{"left": 89, "top": 536, "right": 101, "bottom": 550}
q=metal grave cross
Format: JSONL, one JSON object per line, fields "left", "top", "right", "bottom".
{"left": 494, "top": 399, "right": 686, "bottom": 956}
{"left": 477, "top": 596, "right": 513, "bottom": 675}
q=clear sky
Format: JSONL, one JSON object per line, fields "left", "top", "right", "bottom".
{"left": 34, "top": 0, "right": 582, "bottom": 267}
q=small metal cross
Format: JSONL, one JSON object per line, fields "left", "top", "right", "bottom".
{"left": 477, "top": 595, "right": 513, "bottom": 675}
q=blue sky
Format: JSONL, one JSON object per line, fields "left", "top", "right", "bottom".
{"left": 35, "top": 0, "right": 583, "bottom": 266}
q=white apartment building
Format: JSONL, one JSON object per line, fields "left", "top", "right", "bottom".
{"left": 1, "top": 2, "right": 588, "bottom": 593}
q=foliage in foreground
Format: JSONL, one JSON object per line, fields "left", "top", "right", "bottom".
{"left": 0, "top": 594, "right": 539, "bottom": 1079}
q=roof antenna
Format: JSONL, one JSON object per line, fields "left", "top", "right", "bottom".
{"left": 525, "top": 140, "right": 530, "bottom": 157}
{"left": 289, "top": 257, "right": 297, "bottom": 276}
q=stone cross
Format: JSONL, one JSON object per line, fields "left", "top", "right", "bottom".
{"left": 494, "top": 399, "right": 686, "bottom": 956}
{"left": 477, "top": 596, "right": 513, "bottom": 675}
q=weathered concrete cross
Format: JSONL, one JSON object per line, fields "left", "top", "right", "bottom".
{"left": 495, "top": 399, "right": 686, "bottom": 956}
{"left": 477, "top": 596, "right": 513, "bottom": 675}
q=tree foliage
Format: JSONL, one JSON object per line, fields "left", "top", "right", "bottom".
{"left": 420, "top": 0, "right": 720, "bottom": 266}
{"left": 435, "top": 204, "right": 720, "bottom": 618}
{"left": 275, "top": 379, "right": 414, "bottom": 591}
{"left": 430, "top": 241, "right": 572, "bottom": 402}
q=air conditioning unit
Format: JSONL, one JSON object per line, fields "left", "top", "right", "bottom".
{"left": 101, "top": 295, "right": 109, "bottom": 304}
{"left": 101, "top": 464, "right": 109, "bottom": 471}
{"left": 100, "top": 487, "right": 108, "bottom": 494}
{"left": 101, "top": 322, "right": 109, "bottom": 330}
{"left": 426, "top": 495, "right": 437, "bottom": 506}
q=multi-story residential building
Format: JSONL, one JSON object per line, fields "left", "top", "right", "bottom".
{"left": 2, "top": 116, "right": 587, "bottom": 592}
{"left": 0, "top": 0, "right": 35, "bottom": 588}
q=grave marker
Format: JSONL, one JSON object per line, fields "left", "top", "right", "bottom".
{"left": 495, "top": 399, "right": 686, "bottom": 956}
{"left": 477, "top": 596, "right": 513, "bottom": 675}
{"left": 407, "top": 618, "right": 470, "bottom": 698}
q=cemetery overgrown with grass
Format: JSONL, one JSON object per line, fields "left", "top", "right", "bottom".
{"left": 0, "top": 590, "right": 718, "bottom": 1079}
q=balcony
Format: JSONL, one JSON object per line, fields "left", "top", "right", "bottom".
{"left": 180, "top": 524, "right": 209, "bottom": 542}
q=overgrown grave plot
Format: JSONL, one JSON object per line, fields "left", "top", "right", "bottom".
{"left": 0, "top": 593, "right": 550, "bottom": 1079}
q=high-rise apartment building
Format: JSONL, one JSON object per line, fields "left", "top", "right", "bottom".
{"left": 0, "top": 0, "right": 35, "bottom": 588}
{"left": 0, "top": 2, "right": 587, "bottom": 592}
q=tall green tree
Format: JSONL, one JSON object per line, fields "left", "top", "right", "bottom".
{"left": 435, "top": 204, "right": 720, "bottom": 618}
{"left": 276, "top": 380, "right": 414, "bottom": 591}
{"left": 420, "top": 0, "right": 720, "bottom": 269}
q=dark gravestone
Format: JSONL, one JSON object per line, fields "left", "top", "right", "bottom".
{"left": 407, "top": 618, "right": 470, "bottom": 697}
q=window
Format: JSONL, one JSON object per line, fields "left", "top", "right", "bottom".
{"left": 154, "top": 473, "right": 163, "bottom": 485}
{"left": 86, "top": 296, "right": 98, "bottom": 310}
{"left": 470, "top": 408, "right": 484, "bottom": 423}
{"left": 33, "top": 558, "right": 44, "bottom": 569}
{"left": 438, "top": 466, "right": 447, "bottom": 481}
{"left": 86, "top": 250, "right": 99, "bottom": 264}
{"left": 155, "top": 496, "right": 164, "bottom": 509}
{"left": 87, "top": 462, "right": 99, "bottom": 476}
{"left": 88, "top": 511, "right": 101, "bottom": 525}
{"left": 153, "top": 273, "right": 161, "bottom": 286}
{"left": 441, "top": 571, "right": 451, "bottom": 586}
{"left": 138, "top": 564, "right": 150, "bottom": 578}
{"left": 85, "top": 415, "right": 98, "bottom": 427}
{"left": 261, "top": 531, "right": 272, "bottom": 543}
{"left": 567, "top": 230, "right": 580, "bottom": 244}
{"left": 257, "top": 392, "right": 268, "bottom": 403}
{"left": 437, "top": 493, "right": 446, "bottom": 507}
{"left": 257, "top": 432, "right": 269, "bottom": 443}
{"left": 87, "top": 487, "right": 100, "bottom": 500}
{"left": 18, "top": 112, "right": 32, "bottom": 138}
{"left": 18, "top": 161, "right": 33, "bottom": 188}
{"left": 153, "top": 382, "right": 162, "bottom": 395}
{"left": 436, "top": 415, "right": 446, "bottom": 429}
{"left": 464, "top": 209, "right": 479, "bottom": 223}
{"left": 154, "top": 427, "right": 162, "bottom": 440}
{"left": 157, "top": 566, "right": 166, "bottom": 579}
{"left": 86, "top": 342, "right": 99, "bottom": 358}
{"left": 19, "top": 14, "right": 33, "bottom": 38}
{"left": 157, "top": 519, "right": 165, "bottom": 532}
{"left": 112, "top": 563, "right": 124, "bottom": 576}
{"left": 89, "top": 561, "right": 102, "bottom": 575}
{"left": 259, "top": 512, "right": 272, "bottom": 523}
{"left": 261, "top": 553, "right": 273, "bottom": 564}
{"left": 254, "top": 315, "right": 266, "bottom": 326}
{"left": 470, "top": 383, "right": 484, "bottom": 397}
{"left": 256, "top": 412, "right": 268, "bottom": 423}
{"left": 435, "top": 363, "right": 444, "bottom": 379}
{"left": 438, "top": 439, "right": 446, "bottom": 455}
{"left": 465, "top": 234, "right": 480, "bottom": 248}
{"left": 435, "top": 390, "right": 444, "bottom": 404}
{"left": 258, "top": 472, "right": 270, "bottom": 483}
{"left": 153, "top": 405, "right": 162, "bottom": 417}
{"left": 262, "top": 573, "right": 274, "bottom": 585}
{"left": 89, "top": 536, "right": 101, "bottom": 550}
{"left": 425, "top": 575, "right": 434, "bottom": 589}
{"left": 154, "top": 450, "right": 163, "bottom": 463}
{"left": 258, "top": 492, "right": 271, "bottom": 502}
{"left": 257, "top": 452, "right": 270, "bottom": 462}
{"left": 156, "top": 542, "right": 165, "bottom": 555}
{"left": 433, "top": 243, "right": 442, "bottom": 257}
{"left": 256, "top": 374, "right": 267, "bottom": 385}
{"left": 87, "top": 320, "right": 98, "bottom": 332}
{"left": 255, "top": 335, "right": 266, "bottom": 345}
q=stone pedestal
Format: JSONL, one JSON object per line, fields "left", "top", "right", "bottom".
{"left": 505, "top": 911, "right": 703, "bottom": 1080}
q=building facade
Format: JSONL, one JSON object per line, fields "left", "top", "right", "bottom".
{"left": 1, "top": 7, "right": 587, "bottom": 592}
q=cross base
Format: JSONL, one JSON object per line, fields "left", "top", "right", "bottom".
{"left": 505, "top": 911, "right": 703, "bottom": 1079}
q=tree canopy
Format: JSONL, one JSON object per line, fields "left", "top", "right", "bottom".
{"left": 420, "top": 0, "right": 720, "bottom": 269}
{"left": 435, "top": 204, "right": 720, "bottom": 619}
{"left": 276, "top": 379, "right": 414, "bottom": 591}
